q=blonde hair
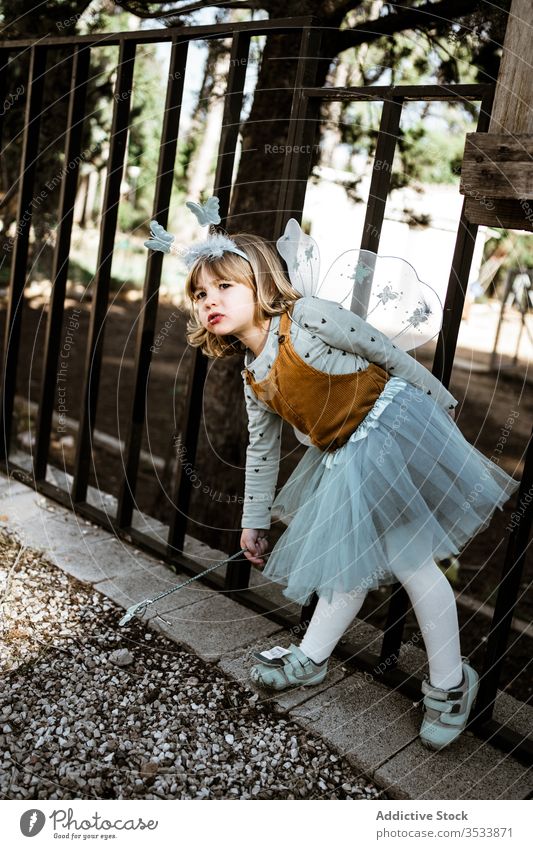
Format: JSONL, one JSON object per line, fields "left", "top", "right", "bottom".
{"left": 185, "top": 232, "right": 301, "bottom": 358}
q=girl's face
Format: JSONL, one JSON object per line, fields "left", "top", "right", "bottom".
{"left": 192, "top": 270, "right": 257, "bottom": 338}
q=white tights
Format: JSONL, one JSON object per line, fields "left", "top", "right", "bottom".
{"left": 300, "top": 552, "right": 463, "bottom": 690}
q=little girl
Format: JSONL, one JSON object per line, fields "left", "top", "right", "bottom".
{"left": 146, "top": 204, "right": 520, "bottom": 752}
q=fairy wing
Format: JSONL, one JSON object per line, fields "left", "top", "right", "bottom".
{"left": 317, "top": 249, "right": 443, "bottom": 351}
{"left": 276, "top": 218, "right": 321, "bottom": 298}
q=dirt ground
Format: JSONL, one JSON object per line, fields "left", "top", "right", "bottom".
{"left": 1, "top": 290, "right": 531, "bottom": 702}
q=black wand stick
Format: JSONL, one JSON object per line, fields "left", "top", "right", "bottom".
{"left": 118, "top": 548, "right": 248, "bottom": 627}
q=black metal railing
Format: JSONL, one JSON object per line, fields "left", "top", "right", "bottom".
{"left": 0, "top": 19, "right": 531, "bottom": 765}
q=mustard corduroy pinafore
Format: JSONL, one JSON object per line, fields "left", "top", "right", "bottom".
{"left": 244, "top": 307, "right": 390, "bottom": 452}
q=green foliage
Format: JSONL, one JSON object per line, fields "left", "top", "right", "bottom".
{"left": 333, "top": 11, "right": 504, "bottom": 186}
{"left": 0, "top": 0, "right": 114, "bottom": 269}
{"left": 484, "top": 231, "right": 533, "bottom": 287}
{"left": 394, "top": 124, "right": 469, "bottom": 187}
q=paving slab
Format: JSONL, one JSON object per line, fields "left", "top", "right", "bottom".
{"left": 40, "top": 540, "right": 134, "bottom": 584}
{"left": 3, "top": 451, "right": 34, "bottom": 474}
{"left": 149, "top": 592, "right": 282, "bottom": 663}
{"left": 219, "top": 632, "right": 349, "bottom": 714}
{"left": 346, "top": 617, "right": 533, "bottom": 746}
{"left": 289, "top": 670, "right": 420, "bottom": 779}
{"left": 375, "top": 732, "right": 533, "bottom": 800}
{"left": 0, "top": 489, "right": 88, "bottom": 555}
{"left": 492, "top": 691, "right": 533, "bottom": 745}
{"left": 9, "top": 505, "right": 62, "bottom": 551}
{"left": 0, "top": 484, "right": 172, "bottom": 585}
{"left": 180, "top": 534, "right": 229, "bottom": 565}
{"left": 0, "top": 475, "right": 35, "bottom": 499}
{"left": 337, "top": 617, "right": 430, "bottom": 674}
{"left": 0, "top": 484, "right": 43, "bottom": 523}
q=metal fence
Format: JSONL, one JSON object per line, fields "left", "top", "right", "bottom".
{"left": 0, "top": 17, "right": 531, "bottom": 765}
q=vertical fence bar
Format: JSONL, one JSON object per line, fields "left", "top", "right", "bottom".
{"left": 274, "top": 24, "right": 323, "bottom": 235}
{"left": 0, "top": 45, "right": 47, "bottom": 462}
{"left": 116, "top": 39, "right": 189, "bottom": 529}
{"left": 355, "top": 95, "right": 404, "bottom": 317}
{"left": 378, "top": 585, "right": 411, "bottom": 667}
{"left": 211, "top": 30, "right": 254, "bottom": 591}
{"left": 432, "top": 86, "right": 495, "bottom": 386}
{"left": 359, "top": 96, "right": 403, "bottom": 252}
{"left": 34, "top": 44, "right": 91, "bottom": 481}
{"left": 361, "top": 95, "right": 410, "bottom": 668}
{"left": 166, "top": 353, "right": 207, "bottom": 553}
{"left": 0, "top": 46, "right": 10, "bottom": 334}
{"left": 472, "top": 430, "right": 533, "bottom": 725}
{"left": 0, "top": 48, "right": 10, "bottom": 152}
{"left": 269, "top": 23, "right": 323, "bottom": 621}
{"left": 167, "top": 32, "right": 251, "bottom": 556}
{"left": 71, "top": 39, "right": 136, "bottom": 503}
{"left": 214, "top": 32, "right": 251, "bottom": 221}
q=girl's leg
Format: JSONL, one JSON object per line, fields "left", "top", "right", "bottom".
{"left": 383, "top": 527, "right": 480, "bottom": 751}
{"left": 299, "top": 587, "right": 368, "bottom": 664}
{"left": 385, "top": 527, "right": 463, "bottom": 690}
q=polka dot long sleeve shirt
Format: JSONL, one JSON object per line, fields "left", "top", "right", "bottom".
{"left": 240, "top": 296, "right": 458, "bottom": 530}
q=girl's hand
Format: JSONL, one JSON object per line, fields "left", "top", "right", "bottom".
{"left": 448, "top": 407, "right": 456, "bottom": 420}
{"left": 240, "top": 528, "right": 269, "bottom": 567}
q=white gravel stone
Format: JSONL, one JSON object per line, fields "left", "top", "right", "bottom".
{"left": 108, "top": 649, "right": 134, "bottom": 667}
{"left": 0, "top": 527, "right": 381, "bottom": 801}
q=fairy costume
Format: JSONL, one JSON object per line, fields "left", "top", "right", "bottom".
{"left": 241, "top": 296, "right": 519, "bottom": 605}
{"left": 144, "top": 199, "right": 520, "bottom": 607}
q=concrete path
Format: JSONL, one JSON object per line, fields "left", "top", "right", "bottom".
{"left": 1, "top": 470, "right": 531, "bottom": 800}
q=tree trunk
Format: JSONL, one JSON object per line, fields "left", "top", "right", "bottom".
{"left": 186, "top": 32, "right": 233, "bottom": 200}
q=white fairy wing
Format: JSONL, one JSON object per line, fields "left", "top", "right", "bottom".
{"left": 318, "top": 249, "right": 443, "bottom": 351}
{"left": 276, "top": 218, "right": 320, "bottom": 298}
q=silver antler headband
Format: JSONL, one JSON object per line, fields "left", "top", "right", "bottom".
{"left": 144, "top": 196, "right": 249, "bottom": 269}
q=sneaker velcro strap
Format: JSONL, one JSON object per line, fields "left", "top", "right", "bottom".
{"left": 251, "top": 651, "right": 286, "bottom": 668}
{"left": 282, "top": 655, "right": 307, "bottom": 680}
{"left": 279, "top": 645, "right": 319, "bottom": 680}
{"left": 437, "top": 712, "right": 468, "bottom": 727}
{"left": 288, "top": 644, "right": 314, "bottom": 666}
{"left": 421, "top": 680, "right": 463, "bottom": 701}
{"left": 423, "top": 696, "right": 455, "bottom": 713}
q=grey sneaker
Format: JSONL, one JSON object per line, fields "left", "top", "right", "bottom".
{"left": 419, "top": 658, "right": 479, "bottom": 751}
{"left": 249, "top": 644, "right": 328, "bottom": 691}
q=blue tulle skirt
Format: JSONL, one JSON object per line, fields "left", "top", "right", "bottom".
{"left": 264, "top": 377, "right": 520, "bottom": 605}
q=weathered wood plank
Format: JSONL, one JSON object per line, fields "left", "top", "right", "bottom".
{"left": 461, "top": 133, "right": 533, "bottom": 198}
{"left": 463, "top": 133, "right": 533, "bottom": 162}
{"left": 464, "top": 197, "right": 533, "bottom": 231}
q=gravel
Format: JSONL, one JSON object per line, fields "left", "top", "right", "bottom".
{"left": 0, "top": 530, "right": 383, "bottom": 800}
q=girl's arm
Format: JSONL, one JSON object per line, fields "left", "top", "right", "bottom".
{"left": 241, "top": 381, "right": 283, "bottom": 531}
{"left": 294, "top": 297, "right": 458, "bottom": 412}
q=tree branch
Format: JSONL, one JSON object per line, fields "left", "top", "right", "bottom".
{"left": 115, "top": 0, "right": 268, "bottom": 20}
{"left": 335, "top": 0, "right": 501, "bottom": 51}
